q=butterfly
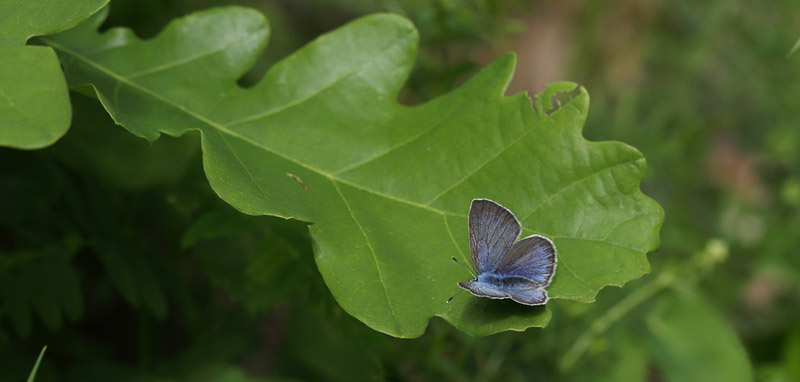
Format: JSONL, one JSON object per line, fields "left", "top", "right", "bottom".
{"left": 453, "top": 199, "right": 557, "bottom": 306}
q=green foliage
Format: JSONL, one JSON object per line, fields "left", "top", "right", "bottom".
{"left": 285, "top": 303, "right": 385, "bottom": 381}
{"left": 563, "top": 289, "right": 755, "bottom": 382}
{"left": 0, "top": 0, "right": 107, "bottom": 149}
{"left": 182, "top": 208, "right": 319, "bottom": 313}
{"left": 0, "top": 150, "right": 85, "bottom": 336}
{"left": 26, "top": 346, "right": 46, "bottom": 382}
{"left": 2, "top": 0, "right": 798, "bottom": 380}
{"left": 52, "top": 93, "right": 199, "bottom": 191}
{"left": 644, "top": 292, "right": 753, "bottom": 382}
{"left": 43, "top": 6, "right": 661, "bottom": 337}
{"left": 0, "top": 235, "right": 82, "bottom": 336}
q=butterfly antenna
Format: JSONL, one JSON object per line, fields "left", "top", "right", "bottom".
{"left": 446, "top": 288, "right": 465, "bottom": 304}
{"left": 451, "top": 256, "right": 477, "bottom": 279}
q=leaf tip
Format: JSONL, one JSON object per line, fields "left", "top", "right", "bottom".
{"left": 458, "top": 52, "right": 517, "bottom": 99}
{"left": 357, "top": 13, "right": 420, "bottom": 52}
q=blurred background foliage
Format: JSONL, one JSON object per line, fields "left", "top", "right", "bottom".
{"left": 2, "top": 0, "right": 799, "bottom": 380}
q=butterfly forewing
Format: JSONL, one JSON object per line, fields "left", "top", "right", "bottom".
{"left": 468, "top": 199, "right": 521, "bottom": 273}
{"left": 495, "top": 235, "right": 557, "bottom": 287}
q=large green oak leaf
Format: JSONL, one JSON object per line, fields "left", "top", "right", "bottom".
{"left": 44, "top": 7, "right": 664, "bottom": 337}
{"left": 0, "top": 0, "right": 108, "bottom": 149}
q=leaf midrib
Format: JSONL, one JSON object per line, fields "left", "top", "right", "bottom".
{"left": 43, "top": 36, "right": 465, "bottom": 218}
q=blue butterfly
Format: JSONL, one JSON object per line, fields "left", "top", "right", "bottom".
{"left": 454, "top": 199, "right": 557, "bottom": 306}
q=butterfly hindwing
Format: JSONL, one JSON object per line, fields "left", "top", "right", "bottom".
{"left": 468, "top": 199, "right": 521, "bottom": 274}
{"left": 495, "top": 234, "right": 557, "bottom": 287}
{"left": 458, "top": 277, "right": 549, "bottom": 305}
{"left": 507, "top": 286, "right": 548, "bottom": 306}
{"left": 458, "top": 279, "right": 507, "bottom": 299}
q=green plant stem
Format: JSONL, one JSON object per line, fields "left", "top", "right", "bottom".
{"left": 476, "top": 338, "right": 513, "bottom": 382}
{"left": 558, "top": 239, "right": 728, "bottom": 371}
{"left": 559, "top": 271, "right": 675, "bottom": 371}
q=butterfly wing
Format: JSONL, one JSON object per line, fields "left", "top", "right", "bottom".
{"left": 458, "top": 278, "right": 549, "bottom": 305}
{"left": 458, "top": 279, "right": 508, "bottom": 299}
{"left": 506, "top": 286, "right": 548, "bottom": 306}
{"left": 495, "top": 234, "right": 557, "bottom": 287}
{"left": 469, "top": 199, "right": 521, "bottom": 274}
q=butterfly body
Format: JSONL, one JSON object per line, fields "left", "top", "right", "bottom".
{"left": 457, "top": 199, "right": 557, "bottom": 306}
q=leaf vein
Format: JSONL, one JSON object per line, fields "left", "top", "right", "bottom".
{"left": 331, "top": 179, "right": 400, "bottom": 331}
{"left": 225, "top": 39, "right": 405, "bottom": 127}
{"left": 423, "top": 97, "right": 585, "bottom": 206}
{"left": 443, "top": 215, "right": 469, "bottom": 266}
{"left": 423, "top": 120, "right": 536, "bottom": 205}
{"left": 601, "top": 214, "right": 642, "bottom": 241}
{"left": 549, "top": 235, "right": 641, "bottom": 254}
{"left": 127, "top": 45, "right": 230, "bottom": 79}
{"left": 519, "top": 158, "right": 639, "bottom": 223}
{"left": 558, "top": 257, "right": 595, "bottom": 290}
{"left": 214, "top": 128, "right": 272, "bottom": 204}
{"left": 335, "top": 100, "right": 467, "bottom": 174}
